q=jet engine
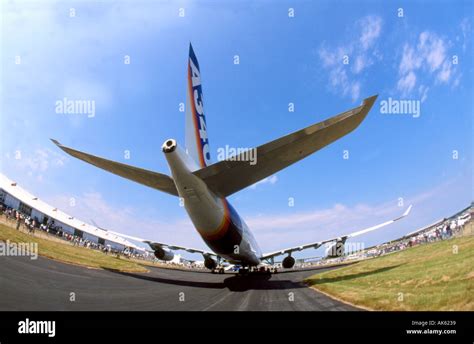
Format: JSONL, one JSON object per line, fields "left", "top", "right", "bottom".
{"left": 282, "top": 255, "right": 295, "bottom": 269}
{"left": 154, "top": 246, "right": 174, "bottom": 261}
{"left": 204, "top": 256, "right": 217, "bottom": 270}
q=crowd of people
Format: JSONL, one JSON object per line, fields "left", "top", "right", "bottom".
{"left": 365, "top": 217, "right": 467, "bottom": 258}
{"left": 0, "top": 203, "right": 151, "bottom": 261}
{"left": 292, "top": 211, "right": 472, "bottom": 269}
{"left": 314, "top": 212, "right": 471, "bottom": 267}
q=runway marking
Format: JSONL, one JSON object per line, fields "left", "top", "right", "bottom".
{"left": 236, "top": 292, "right": 252, "bottom": 311}
{"left": 201, "top": 289, "right": 235, "bottom": 311}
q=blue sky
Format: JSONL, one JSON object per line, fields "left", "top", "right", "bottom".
{"left": 1, "top": 0, "right": 472, "bottom": 260}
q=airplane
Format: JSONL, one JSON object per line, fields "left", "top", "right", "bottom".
{"left": 52, "top": 43, "right": 411, "bottom": 274}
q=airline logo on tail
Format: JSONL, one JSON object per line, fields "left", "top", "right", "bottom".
{"left": 187, "top": 44, "right": 211, "bottom": 167}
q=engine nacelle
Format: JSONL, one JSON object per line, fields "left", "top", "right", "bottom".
{"left": 204, "top": 257, "right": 217, "bottom": 270}
{"left": 325, "top": 240, "right": 345, "bottom": 258}
{"left": 154, "top": 247, "right": 174, "bottom": 261}
{"left": 282, "top": 256, "right": 295, "bottom": 269}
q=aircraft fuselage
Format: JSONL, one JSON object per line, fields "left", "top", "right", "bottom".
{"left": 162, "top": 139, "right": 262, "bottom": 266}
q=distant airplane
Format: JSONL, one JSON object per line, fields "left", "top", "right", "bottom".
{"left": 52, "top": 44, "right": 411, "bottom": 274}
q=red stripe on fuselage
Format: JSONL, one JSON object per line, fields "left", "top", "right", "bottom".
{"left": 197, "top": 198, "right": 231, "bottom": 241}
{"left": 187, "top": 61, "right": 206, "bottom": 168}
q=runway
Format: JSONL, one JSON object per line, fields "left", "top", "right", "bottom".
{"left": 0, "top": 255, "right": 359, "bottom": 311}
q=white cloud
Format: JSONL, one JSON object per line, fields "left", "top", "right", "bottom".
{"left": 250, "top": 175, "right": 278, "bottom": 189}
{"left": 47, "top": 191, "right": 201, "bottom": 252}
{"left": 359, "top": 16, "right": 382, "bottom": 50}
{"left": 247, "top": 179, "right": 463, "bottom": 253}
{"left": 397, "top": 31, "right": 459, "bottom": 98}
{"left": 247, "top": 201, "right": 402, "bottom": 253}
{"left": 350, "top": 82, "right": 361, "bottom": 101}
{"left": 399, "top": 45, "right": 422, "bottom": 75}
{"left": 397, "top": 71, "right": 417, "bottom": 94}
{"left": 437, "top": 60, "right": 453, "bottom": 83}
{"left": 418, "top": 85, "right": 429, "bottom": 103}
{"left": 318, "top": 15, "right": 383, "bottom": 101}
{"left": 318, "top": 47, "right": 338, "bottom": 67}
{"left": 3, "top": 147, "right": 68, "bottom": 181}
{"left": 354, "top": 55, "right": 366, "bottom": 74}
{"left": 459, "top": 17, "right": 471, "bottom": 52}
{"left": 323, "top": 64, "right": 361, "bottom": 102}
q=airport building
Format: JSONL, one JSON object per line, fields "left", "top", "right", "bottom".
{"left": 0, "top": 173, "right": 142, "bottom": 252}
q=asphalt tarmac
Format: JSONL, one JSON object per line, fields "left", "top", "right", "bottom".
{"left": 0, "top": 255, "right": 359, "bottom": 311}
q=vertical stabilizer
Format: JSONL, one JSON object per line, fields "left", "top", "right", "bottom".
{"left": 185, "top": 43, "right": 211, "bottom": 169}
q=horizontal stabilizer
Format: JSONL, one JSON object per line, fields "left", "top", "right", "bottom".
{"left": 51, "top": 139, "right": 178, "bottom": 196}
{"left": 194, "top": 95, "right": 377, "bottom": 197}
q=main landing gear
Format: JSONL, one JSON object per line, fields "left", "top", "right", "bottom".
{"left": 211, "top": 267, "right": 225, "bottom": 274}
{"left": 237, "top": 266, "right": 278, "bottom": 275}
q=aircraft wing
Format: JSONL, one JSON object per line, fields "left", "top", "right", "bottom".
{"left": 193, "top": 95, "right": 378, "bottom": 197}
{"left": 260, "top": 205, "right": 412, "bottom": 261}
{"left": 145, "top": 241, "right": 217, "bottom": 257}
{"left": 101, "top": 228, "right": 218, "bottom": 258}
{"left": 51, "top": 139, "right": 179, "bottom": 197}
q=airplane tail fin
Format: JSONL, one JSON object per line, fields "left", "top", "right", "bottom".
{"left": 185, "top": 43, "right": 211, "bottom": 169}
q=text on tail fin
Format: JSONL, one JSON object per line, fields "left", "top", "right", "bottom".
{"left": 186, "top": 44, "right": 211, "bottom": 168}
